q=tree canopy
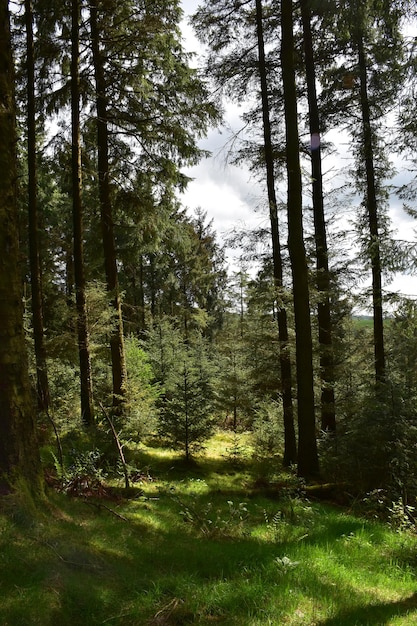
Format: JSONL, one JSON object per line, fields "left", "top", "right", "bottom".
{"left": 1, "top": 0, "right": 417, "bottom": 491}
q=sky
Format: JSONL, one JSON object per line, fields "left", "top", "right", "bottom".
{"left": 179, "top": 1, "right": 266, "bottom": 249}
{"left": 179, "top": 1, "right": 417, "bottom": 309}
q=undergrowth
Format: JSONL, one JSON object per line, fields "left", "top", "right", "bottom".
{"left": 1, "top": 432, "right": 417, "bottom": 625}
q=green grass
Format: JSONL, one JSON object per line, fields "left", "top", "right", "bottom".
{"left": 1, "top": 432, "right": 417, "bottom": 625}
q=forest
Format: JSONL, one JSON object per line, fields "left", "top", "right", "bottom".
{"left": 2, "top": 0, "right": 417, "bottom": 623}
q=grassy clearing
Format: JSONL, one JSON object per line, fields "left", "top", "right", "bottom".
{"left": 1, "top": 431, "right": 417, "bottom": 625}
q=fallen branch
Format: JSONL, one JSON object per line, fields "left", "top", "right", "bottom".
{"left": 99, "top": 402, "right": 130, "bottom": 489}
{"left": 84, "top": 500, "right": 129, "bottom": 522}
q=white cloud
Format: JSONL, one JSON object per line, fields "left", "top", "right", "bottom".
{"left": 183, "top": 159, "right": 264, "bottom": 230}
{"left": 179, "top": 1, "right": 417, "bottom": 304}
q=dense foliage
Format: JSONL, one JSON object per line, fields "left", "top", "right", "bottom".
{"left": 1, "top": 0, "right": 417, "bottom": 511}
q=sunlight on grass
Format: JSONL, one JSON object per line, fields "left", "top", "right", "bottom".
{"left": 1, "top": 433, "right": 417, "bottom": 625}
{"left": 201, "top": 429, "right": 254, "bottom": 460}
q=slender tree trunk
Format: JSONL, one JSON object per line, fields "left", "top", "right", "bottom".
{"left": 0, "top": 0, "right": 41, "bottom": 491}
{"left": 300, "top": 0, "right": 336, "bottom": 432}
{"left": 137, "top": 256, "right": 146, "bottom": 335}
{"left": 239, "top": 270, "right": 245, "bottom": 339}
{"left": 357, "top": 32, "right": 385, "bottom": 384}
{"left": 255, "top": 0, "right": 297, "bottom": 465}
{"left": 65, "top": 228, "right": 74, "bottom": 303}
{"left": 90, "top": 1, "right": 127, "bottom": 409}
{"left": 25, "top": 0, "right": 50, "bottom": 413}
{"left": 72, "top": 0, "right": 94, "bottom": 426}
{"left": 182, "top": 280, "right": 190, "bottom": 343}
{"left": 281, "top": 0, "right": 319, "bottom": 478}
{"left": 184, "top": 367, "right": 190, "bottom": 462}
{"left": 149, "top": 254, "right": 157, "bottom": 320}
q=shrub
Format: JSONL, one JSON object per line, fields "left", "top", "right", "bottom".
{"left": 252, "top": 401, "right": 284, "bottom": 460}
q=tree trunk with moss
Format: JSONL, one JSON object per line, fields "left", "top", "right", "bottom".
{"left": 0, "top": 0, "right": 41, "bottom": 491}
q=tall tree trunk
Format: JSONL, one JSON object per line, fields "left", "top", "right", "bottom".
{"left": 149, "top": 253, "right": 157, "bottom": 320}
{"left": 357, "top": 32, "right": 385, "bottom": 385}
{"left": 281, "top": 0, "right": 319, "bottom": 478}
{"left": 0, "top": 0, "right": 41, "bottom": 491}
{"left": 72, "top": 0, "right": 94, "bottom": 426}
{"left": 255, "top": 0, "right": 297, "bottom": 466}
{"left": 90, "top": 1, "right": 127, "bottom": 409}
{"left": 300, "top": 0, "right": 336, "bottom": 432}
{"left": 24, "top": 0, "right": 50, "bottom": 413}
{"left": 138, "top": 255, "right": 146, "bottom": 335}
{"left": 65, "top": 228, "right": 74, "bottom": 304}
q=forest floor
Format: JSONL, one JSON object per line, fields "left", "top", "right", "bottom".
{"left": 1, "top": 431, "right": 417, "bottom": 625}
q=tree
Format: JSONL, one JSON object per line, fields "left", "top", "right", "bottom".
{"left": 356, "top": 20, "right": 386, "bottom": 384}
{"left": 215, "top": 311, "right": 253, "bottom": 430}
{"left": 281, "top": 0, "right": 319, "bottom": 477}
{"left": 192, "top": 0, "right": 298, "bottom": 464}
{"left": 0, "top": 0, "right": 41, "bottom": 490}
{"left": 319, "top": 0, "right": 406, "bottom": 386}
{"left": 192, "top": 0, "right": 326, "bottom": 473}
{"left": 71, "top": 0, "right": 94, "bottom": 425}
{"left": 245, "top": 266, "right": 288, "bottom": 403}
{"left": 89, "top": 0, "right": 127, "bottom": 411}
{"left": 148, "top": 319, "right": 215, "bottom": 460}
{"left": 255, "top": 0, "right": 297, "bottom": 464}
{"left": 124, "top": 207, "right": 226, "bottom": 339}
{"left": 300, "top": 0, "right": 336, "bottom": 431}
{"left": 24, "top": 0, "right": 50, "bottom": 412}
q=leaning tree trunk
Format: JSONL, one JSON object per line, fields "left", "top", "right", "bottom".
{"left": 71, "top": 0, "right": 94, "bottom": 426}
{"left": 300, "top": 0, "right": 336, "bottom": 432}
{"left": 25, "top": 0, "right": 50, "bottom": 413}
{"left": 0, "top": 0, "right": 41, "bottom": 492}
{"left": 90, "top": 1, "right": 127, "bottom": 409}
{"left": 281, "top": 0, "right": 319, "bottom": 478}
{"left": 255, "top": 0, "right": 297, "bottom": 466}
{"left": 357, "top": 32, "right": 385, "bottom": 385}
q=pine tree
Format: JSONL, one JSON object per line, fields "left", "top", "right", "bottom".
{"left": 24, "top": 0, "right": 50, "bottom": 413}
{"left": 348, "top": 2, "right": 389, "bottom": 384}
{"left": 148, "top": 319, "right": 215, "bottom": 460}
{"left": 255, "top": 0, "right": 297, "bottom": 464}
{"left": 71, "top": 0, "right": 94, "bottom": 425}
{"left": 192, "top": 0, "right": 299, "bottom": 464}
{"left": 215, "top": 312, "right": 253, "bottom": 430}
{"left": 281, "top": 0, "right": 319, "bottom": 477}
{"left": 89, "top": 0, "right": 127, "bottom": 411}
{"left": 319, "top": 0, "right": 406, "bottom": 386}
{"left": 300, "top": 0, "right": 336, "bottom": 431}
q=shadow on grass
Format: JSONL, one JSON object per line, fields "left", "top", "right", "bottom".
{"left": 2, "top": 441, "right": 417, "bottom": 626}
{"left": 1, "top": 489, "right": 416, "bottom": 626}
{"left": 318, "top": 592, "right": 417, "bottom": 625}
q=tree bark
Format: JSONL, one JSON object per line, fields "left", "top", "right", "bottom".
{"left": 90, "top": 1, "right": 127, "bottom": 409}
{"left": 357, "top": 32, "right": 385, "bottom": 385}
{"left": 72, "top": 0, "right": 94, "bottom": 426}
{"left": 0, "top": 0, "right": 41, "bottom": 491}
{"left": 281, "top": 0, "right": 319, "bottom": 478}
{"left": 25, "top": 0, "right": 50, "bottom": 413}
{"left": 300, "top": 0, "right": 336, "bottom": 432}
{"left": 255, "top": 0, "right": 297, "bottom": 465}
